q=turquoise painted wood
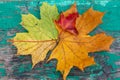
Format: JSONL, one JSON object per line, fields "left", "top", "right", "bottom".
{"left": 0, "top": 0, "right": 120, "bottom": 80}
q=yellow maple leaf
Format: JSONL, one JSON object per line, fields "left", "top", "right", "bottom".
{"left": 48, "top": 4, "right": 114, "bottom": 80}
{"left": 10, "top": 3, "right": 59, "bottom": 67}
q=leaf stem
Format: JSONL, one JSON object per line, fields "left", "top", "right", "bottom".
{"left": 7, "top": 39, "right": 57, "bottom": 43}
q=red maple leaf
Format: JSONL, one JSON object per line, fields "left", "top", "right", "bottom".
{"left": 55, "top": 12, "right": 79, "bottom": 35}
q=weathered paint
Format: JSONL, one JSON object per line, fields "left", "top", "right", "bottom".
{"left": 0, "top": 0, "right": 120, "bottom": 80}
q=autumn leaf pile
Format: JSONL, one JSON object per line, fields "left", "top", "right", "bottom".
{"left": 10, "top": 2, "right": 114, "bottom": 80}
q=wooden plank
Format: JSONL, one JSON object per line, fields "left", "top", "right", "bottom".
{"left": 0, "top": 0, "right": 120, "bottom": 80}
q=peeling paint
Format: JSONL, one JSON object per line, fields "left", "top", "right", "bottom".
{"left": 0, "top": 0, "right": 120, "bottom": 80}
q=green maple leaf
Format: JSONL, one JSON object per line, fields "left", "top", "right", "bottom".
{"left": 11, "top": 2, "right": 59, "bottom": 67}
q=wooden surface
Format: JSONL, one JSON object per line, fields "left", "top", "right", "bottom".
{"left": 0, "top": 0, "right": 120, "bottom": 80}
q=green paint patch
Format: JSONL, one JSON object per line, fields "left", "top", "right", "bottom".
{"left": 0, "top": 63, "right": 4, "bottom": 67}
{"left": 0, "top": 68, "right": 6, "bottom": 76}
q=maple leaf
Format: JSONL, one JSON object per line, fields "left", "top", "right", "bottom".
{"left": 10, "top": 2, "right": 59, "bottom": 67}
{"left": 55, "top": 3, "right": 79, "bottom": 35}
{"left": 48, "top": 4, "right": 114, "bottom": 80}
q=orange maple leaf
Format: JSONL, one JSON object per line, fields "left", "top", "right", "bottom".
{"left": 48, "top": 4, "right": 114, "bottom": 80}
